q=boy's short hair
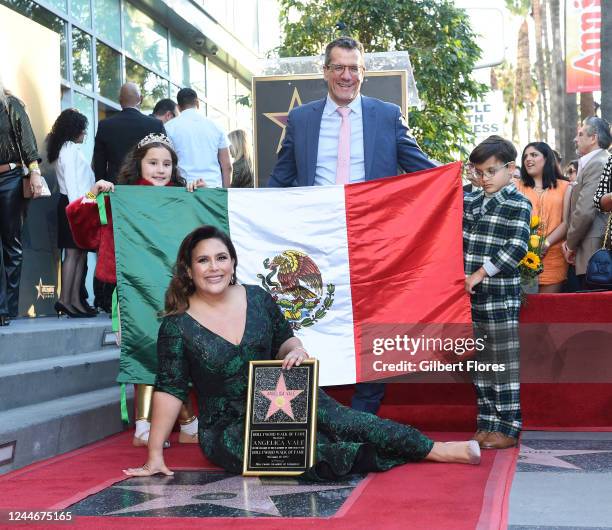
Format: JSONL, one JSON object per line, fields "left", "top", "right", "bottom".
{"left": 469, "top": 135, "right": 517, "bottom": 165}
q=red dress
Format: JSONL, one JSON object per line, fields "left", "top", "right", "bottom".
{"left": 66, "top": 179, "right": 173, "bottom": 283}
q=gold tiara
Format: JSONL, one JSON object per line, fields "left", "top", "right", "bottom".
{"left": 137, "top": 133, "right": 174, "bottom": 150}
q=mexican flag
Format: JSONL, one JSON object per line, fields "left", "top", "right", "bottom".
{"left": 113, "top": 162, "right": 470, "bottom": 387}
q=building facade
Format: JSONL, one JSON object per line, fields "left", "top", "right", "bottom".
{"left": 1, "top": 0, "right": 280, "bottom": 159}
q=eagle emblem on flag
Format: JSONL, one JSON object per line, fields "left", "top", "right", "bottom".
{"left": 257, "top": 250, "right": 335, "bottom": 330}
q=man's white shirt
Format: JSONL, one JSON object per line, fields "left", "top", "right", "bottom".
{"left": 577, "top": 148, "right": 603, "bottom": 177}
{"left": 165, "top": 108, "right": 229, "bottom": 187}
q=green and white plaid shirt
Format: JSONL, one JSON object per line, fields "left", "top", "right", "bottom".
{"left": 463, "top": 182, "right": 532, "bottom": 297}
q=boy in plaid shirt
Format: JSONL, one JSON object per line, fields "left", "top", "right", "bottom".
{"left": 463, "top": 136, "right": 531, "bottom": 449}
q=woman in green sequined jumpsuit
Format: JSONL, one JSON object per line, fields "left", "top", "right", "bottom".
{"left": 124, "top": 226, "right": 480, "bottom": 481}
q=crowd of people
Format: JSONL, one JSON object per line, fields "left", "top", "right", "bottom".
{"left": 1, "top": 35, "right": 612, "bottom": 480}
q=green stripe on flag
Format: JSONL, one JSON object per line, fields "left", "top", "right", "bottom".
{"left": 111, "top": 186, "right": 230, "bottom": 385}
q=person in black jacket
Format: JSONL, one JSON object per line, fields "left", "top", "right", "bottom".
{"left": 0, "top": 81, "right": 42, "bottom": 325}
{"left": 93, "top": 83, "right": 165, "bottom": 185}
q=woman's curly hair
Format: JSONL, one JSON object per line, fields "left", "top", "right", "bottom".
{"left": 116, "top": 141, "right": 185, "bottom": 186}
{"left": 46, "top": 109, "right": 88, "bottom": 163}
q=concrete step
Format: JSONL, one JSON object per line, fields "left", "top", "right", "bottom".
{"left": 0, "top": 314, "right": 115, "bottom": 363}
{"left": 0, "top": 385, "right": 134, "bottom": 475}
{"left": 0, "top": 349, "right": 120, "bottom": 412}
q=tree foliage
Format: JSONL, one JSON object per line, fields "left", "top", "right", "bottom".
{"left": 277, "top": 0, "right": 486, "bottom": 162}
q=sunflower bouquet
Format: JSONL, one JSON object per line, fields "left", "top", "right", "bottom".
{"left": 519, "top": 215, "right": 546, "bottom": 291}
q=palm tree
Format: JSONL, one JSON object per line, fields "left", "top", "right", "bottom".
{"left": 601, "top": 0, "right": 612, "bottom": 121}
{"left": 548, "top": 0, "right": 577, "bottom": 161}
{"left": 531, "top": 0, "right": 549, "bottom": 140}
{"left": 505, "top": 0, "right": 533, "bottom": 143}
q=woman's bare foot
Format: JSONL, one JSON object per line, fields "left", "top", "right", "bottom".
{"left": 425, "top": 440, "right": 481, "bottom": 465}
{"left": 123, "top": 460, "right": 174, "bottom": 477}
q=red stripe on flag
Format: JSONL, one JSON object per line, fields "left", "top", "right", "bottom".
{"left": 344, "top": 162, "right": 472, "bottom": 382}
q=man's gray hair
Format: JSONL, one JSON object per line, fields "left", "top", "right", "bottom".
{"left": 583, "top": 116, "right": 612, "bottom": 149}
{"left": 324, "top": 37, "right": 365, "bottom": 67}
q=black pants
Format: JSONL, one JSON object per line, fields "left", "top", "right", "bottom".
{"left": 0, "top": 168, "right": 25, "bottom": 317}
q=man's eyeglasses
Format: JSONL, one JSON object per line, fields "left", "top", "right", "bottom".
{"left": 325, "top": 64, "right": 363, "bottom": 75}
{"left": 566, "top": 168, "right": 577, "bottom": 174}
{"left": 465, "top": 161, "right": 512, "bottom": 179}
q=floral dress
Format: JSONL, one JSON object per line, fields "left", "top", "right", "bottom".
{"left": 156, "top": 284, "right": 433, "bottom": 481}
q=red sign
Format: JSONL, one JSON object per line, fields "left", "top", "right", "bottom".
{"left": 566, "top": 0, "right": 601, "bottom": 93}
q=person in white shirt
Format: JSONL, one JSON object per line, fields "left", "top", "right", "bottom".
{"left": 165, "top": 88, "right": 232, "bottom": 187}
{"left": 47, "top": 109, "right": 96, "bottom": 318}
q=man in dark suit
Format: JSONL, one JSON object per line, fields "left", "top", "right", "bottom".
{"left": 93, "top": 82, "right": 165, "bottom": 184}
{"left": 269, "top": 36, "right": 435, "bottom": 414}
{"left": 92, "top": 82, "right": 164, "bottom": 312}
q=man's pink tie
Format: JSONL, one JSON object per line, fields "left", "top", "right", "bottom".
{"left": 335, "top": 106, "right": 351, "bottom": 185}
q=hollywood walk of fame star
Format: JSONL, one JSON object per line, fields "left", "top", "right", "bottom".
{"left": 108, "top": 475, "right": 350, "bottom": 517}
{"left": 260, "top": 372, "right": 303, "bottom": 420}
{"left": 519, "top": 445, "right": 612, "bottom": 470}
{"left": 263, "top": 87, "right": 303, "bottom": 153}
{"left": 35, "top": 278, "right": 45, "bottom": 299}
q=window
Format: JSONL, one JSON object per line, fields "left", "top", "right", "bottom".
{"left": 93, "top": 0, "right": 120, "bottom": 47}
{"left": 126, "top": 58, "right": 169, "bottom": 112}
{"left": 169, "top": 35, "right": 206, "bottom": 96}
{"left": 233, "top": 79, "right": 252, "bottom": 133}
{"left": 72, "top": 27, "right": 93, "bottom": 90}
{"left": 46, "top": 0, "right": 66, "bottom": 14}
{"left": 207, "top": 105, "right": 229, "bottom": 133}
{"left": 206, "top": 60, "right": 229, "bottom": 113}
{"left": 96, "top": 40, "right": 121, "bottom": 102}
{"left": 73, "top": 92, "right": 95, "bottom": 161}
{"left": 123, "top": 2, "right": 168, "bottom": 75}
{"left": 71, "top": 0, "right": 91, "bottom": 28}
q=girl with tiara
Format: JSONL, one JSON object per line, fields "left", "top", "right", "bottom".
{"left": 67, "top": 133, "right": 205, "bottom": 448}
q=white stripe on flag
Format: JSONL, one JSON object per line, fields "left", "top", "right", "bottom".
{"left": 228, "top": 186, "right": 356, "bottom": 386}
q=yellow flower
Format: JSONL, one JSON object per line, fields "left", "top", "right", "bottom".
{"left": 530, "top": 216, "right": 540, "bottom": 228}
{"left": 521, "top": 251, "right": 541, "bottom": 270}
{"left": 529, "top": 235, "right": 541, "bottom": 249}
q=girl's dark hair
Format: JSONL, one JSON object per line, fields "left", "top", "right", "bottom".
{"left": 46, "top": 108, "right": 88, "bottom": 163}
{"left": 116, "top": 141, "right": 185, "bottom": 186}
{"left": 520, "top": 142, "right": 564, "bottom": 189}
{"left": 164, "top": 225, "right": 238, "bottom": 315}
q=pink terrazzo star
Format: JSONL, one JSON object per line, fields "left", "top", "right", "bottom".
{"left": 260, "top": 372, "right": 303, "bottom": 420}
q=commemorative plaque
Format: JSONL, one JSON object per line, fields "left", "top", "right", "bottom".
{"left": 243, "top": 359, "right": 319, "bottom": 476}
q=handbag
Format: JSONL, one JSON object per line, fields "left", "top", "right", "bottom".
{"left": 6, "top": 100, "right": 50, "bottom": 199}
{"left": 586, "top": 213, "right": 612, "bottom": 288}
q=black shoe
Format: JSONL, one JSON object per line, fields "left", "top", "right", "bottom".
{"left": 75, "top": 307, "right": 98, "bottom": 318}
{"left": 78, "top": 303, "right": 98, "bottom": 316}
{"left": 0, "top": 315, "right": 9, "bottom": 326}
{"left": 54, "top": 301, "right": 87, "bottom": 318}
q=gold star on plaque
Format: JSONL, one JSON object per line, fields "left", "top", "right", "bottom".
{"left": 263, "top": 87, "right": 303, "bottom": 153}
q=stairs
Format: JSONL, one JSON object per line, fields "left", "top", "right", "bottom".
{"left": 0, "top": 315, "right": 133, "bottom": 474}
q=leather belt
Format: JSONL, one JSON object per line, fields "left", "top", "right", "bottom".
{"left": 0, "top": 162, "right": 22, "bottom": 174}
